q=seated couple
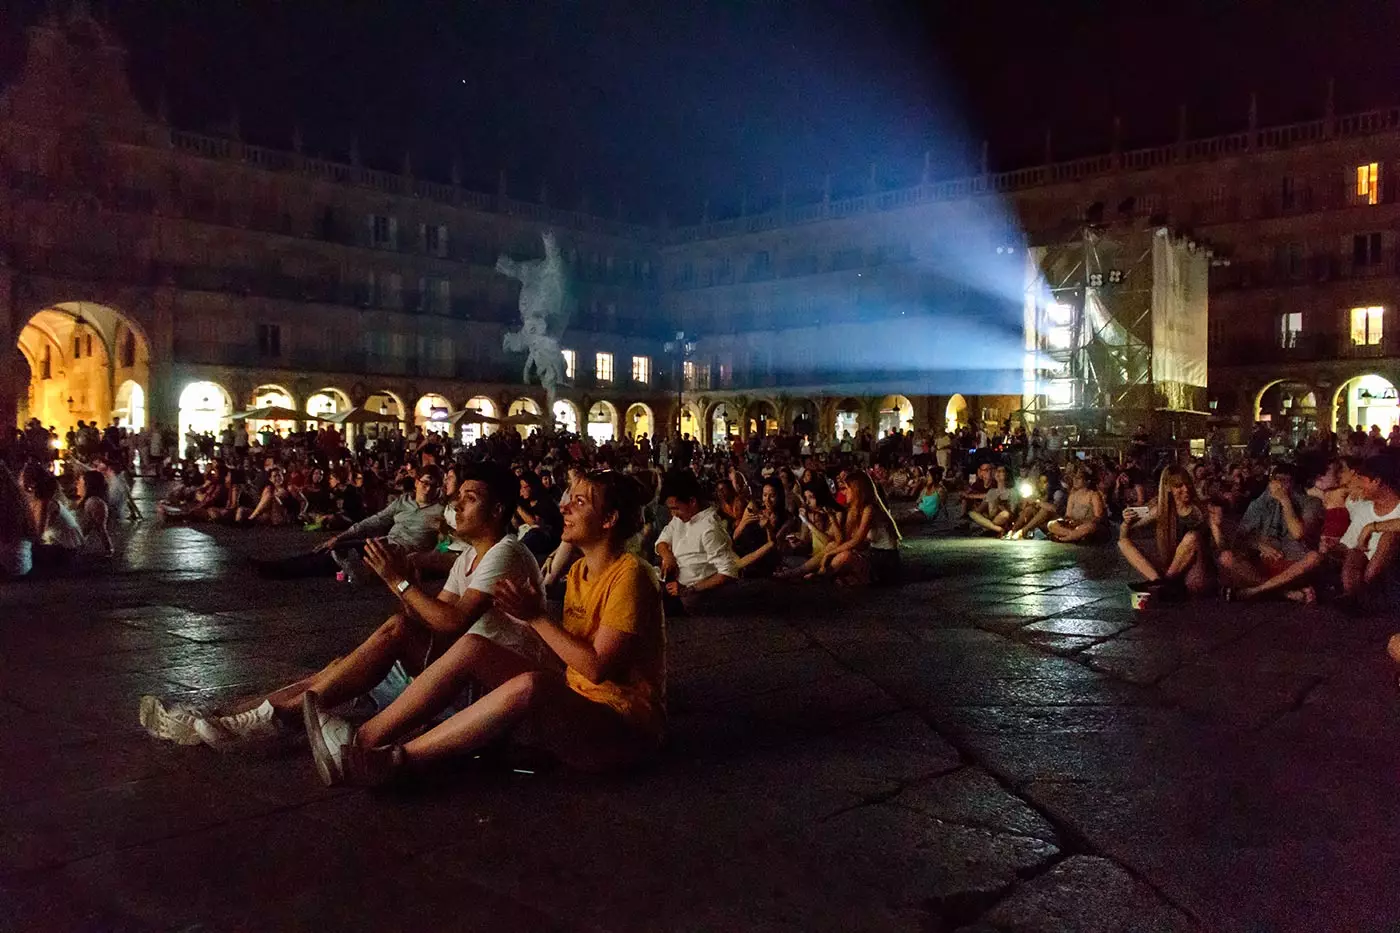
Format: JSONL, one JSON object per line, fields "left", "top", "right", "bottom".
{"left": 141, "top": 462, "right": 666, "bottom": 783}
{"left": 251, "top": 465, "right": 445, "bottom": 580}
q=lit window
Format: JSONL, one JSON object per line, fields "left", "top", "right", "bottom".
{"left": 682, "top": 360, "right": 696, "bottom": 388}
{"left": 595, "top": 352, "right": 614, "bottom": 384}
{"left": 1278, "top": 312, "right": 1302, "bottom": 349}
{"left": 561, "top": 349, "right": 576, "bottom": 380}
{"left": 631, "top": 355, "right": 650, "bottom": 384}
{"left": 1351, "top": 306, "right": 1384, "bottom": 346}
{"left": 1356, "top": 163, "right": 1380, "bottom": 206}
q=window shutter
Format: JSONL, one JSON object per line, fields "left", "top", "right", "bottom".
{"left": 438, "top": 224, "right": 449, "bottom": 257}
{"left": 389, "top": 218, "right": 399, "bottom": 250}
{"left": 418, "top": 223, "right": 427, "bottom": 252}
{"left": 366, "top": 213, "right": 375, "bottom": 245}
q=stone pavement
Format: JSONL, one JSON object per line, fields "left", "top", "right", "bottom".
{"left": 3, "top": 482, "right": 1400, "bottom": 932}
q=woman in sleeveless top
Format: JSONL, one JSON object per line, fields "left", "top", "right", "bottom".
{"left": 23, "top": 469, "right": 83, "bottom": 568}
{"left": 1118, "top": 466, "right": 1221, "bottom": 596}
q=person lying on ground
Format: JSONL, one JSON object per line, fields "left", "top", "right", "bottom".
{"left": 1219, "top": 462, "right": 1326, "bottom": 601}
{"left": 139, "top": 461, "right": 548, "bottom": 747}
{"left": 654, "top": 470, "right": 740, "bottom": 608}
{"left": 251, "top": 464, "right": 445, "bottom": 579}
{"left": 301, "top": 470, "right": 665, "bottom": 785}
{"left": 1118, "top": 466, "right": 1223, "bottom": 597}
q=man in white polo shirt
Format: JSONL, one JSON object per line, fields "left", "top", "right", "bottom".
{"left": 655, "top": 470, "right": 740, "bottom": 610}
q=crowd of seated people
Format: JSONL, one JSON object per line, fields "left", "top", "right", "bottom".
{"left": 13, "top": 409, "right": 1400, "bottom": 785}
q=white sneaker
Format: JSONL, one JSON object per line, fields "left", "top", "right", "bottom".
{"left": 302, "top": 691, "right": 354, "bottom": 786}
{"left": 194, "top": 699, "right": 282, "bottom": 748}
{"left": 138, "top": 695, "right": 203, "bottom": 746}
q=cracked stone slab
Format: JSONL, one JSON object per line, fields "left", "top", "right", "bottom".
{"left": 891, "top": 766, "right": 1061, "bottom": 844}
{"left": 956, "top": 855, "right": 1197, "bottom": 932}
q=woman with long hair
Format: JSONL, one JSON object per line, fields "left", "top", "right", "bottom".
{"left": 22, "top": 467, "right": 83, "bottom": 567}
{"left": 776, "top": 480, "right": 845, "bottom": 577}
{"left": 304, "top": 469, "right": 666, "bottom": 785}
{"left": 733, "top": 477, "right": 796, "bottom": 578}
{"left": 1118, "top": 465, "right": 1222, "bottom": 596}
{"left": 819, "top": 469, "right": 902, "bottom": 585}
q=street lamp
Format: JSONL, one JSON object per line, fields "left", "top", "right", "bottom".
{"left": 663, "top": 330, "right": 696, "bottom": 440}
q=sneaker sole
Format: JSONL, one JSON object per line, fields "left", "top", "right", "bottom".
{"left": 302, "top": 692, "right": 341, "bottom": 787}
{"left": 139, "top": 695, "right": 203, "bottom": 746}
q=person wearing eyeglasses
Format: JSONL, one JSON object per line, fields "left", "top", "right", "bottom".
{"left": 1218, "top": 462, "right": 1323, "bottom": 601}
{"left": 251, "top": 465, "right": 445, "bottom": 579}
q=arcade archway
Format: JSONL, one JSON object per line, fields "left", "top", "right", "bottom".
{"left": 508, "top": 397, "right": 544, "bottom": 438}
{"left": 678, "top": 403, "right": 701, "bottom": 440}
{"left": 710, "top": 401, "right": 739, "bottom": 445}
{"left": 177, "top": 380, "right": 233, "bottom": 452}
{"left": 1255, "top": 380, "right": 1318, "bottom": 447}
{"left": 415, "top": 393, "right": 454, "bottom": 435}
{"left": 878, "top": 394, "right": 914, "bottom": 435}
{"left": 787, "top": 399, "right": 818, "bottom": 439}
{"left": 746, "top": 400, "right": 778, "bottom": 437}
{"left": 248, "top": 384, "right": 296, "bottom": 438}
{"left": 945, "top": 394, "right": 969, "bottom": 433}
{"left": 834, "top": 398, "right": 861, "bottom": 441}
{"left": 364, "top": 390, "right": 405, "bottom": 440}
{"left": 306, "top": 388, "right": 350, "bottom": 425}
{"left": 625, "top": 402, "right": 654, "bottom": 439}
{"left": 552, "top": 399, "right": 580, "bottom": 434}
{"left": 1334, "top": 374, "right": 1400, "bottom": 436}
{"left": 15, "top": 302, "right": 150, "bottom": 434}
{"left": 461, "top": 396, "right": 498, "bottom": 444}
{"left": 587, "top": 400, "right": 618, "bottom": 443}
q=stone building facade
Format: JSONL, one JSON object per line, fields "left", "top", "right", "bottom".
{"left": 7, "top": 10, "right": 1400, "bottom": 452}
{"left": 0, "top": 12, "right": 672, "bottom": 447}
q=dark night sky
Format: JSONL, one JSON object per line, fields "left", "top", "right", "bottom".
{"left": 5, "top": 0, "right": 1400, "bottom": 221}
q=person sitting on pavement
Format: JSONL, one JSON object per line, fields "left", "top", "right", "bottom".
{"left": 1334, "top": 452, "right": 1400, "bottom": 611}
{"left": 236, "top": 467, "right": 299, "bottom": 526}
{"left": 1218, "top": 463, "right": 1325, "bottom": 601}
{"left": 410, "top": 462, "right": 468, "bottom": 578}
{"left": 784, "top": 469, "right": 901, "bottom": 585}
{"left": 1118, "top": 466, "right": 1222, "bottom": 598}
{"left": 75, "top": 469, "right": 113, "bottom": 556}
{"left": 139, "top": 461, "right": 549, "bottom": 748}
{"left": 732, "top": 477, "right": 798, "bottom": 578}
{"left": 906, "top": 468, "right": 946, "bottom": 523}
{"left": 302, "top": 469, "right": 665, "bottom": 785}
{"left": 655, "top": 470, "right": 741, "bottom": 610}
{"left": 21, "top": 467, "right": 83, "bottom": 569}
{"left": 1045, "top": 466, "right": 1109, "bottom": 544}
{"left": 514, "top": 470, "right": 563, "bottom": 562}
{"left": 251, "top": 464, "right": 445, "bottom": 579}
{"left": 968, "top": 465, "right": 1019, "bottom": 536}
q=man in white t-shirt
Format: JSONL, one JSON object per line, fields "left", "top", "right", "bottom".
{"left": 1339, "top": 452, "right": 1400, "bottom": 606}
{"left": 140, "top": 462, "right": 547, "bottom": 749}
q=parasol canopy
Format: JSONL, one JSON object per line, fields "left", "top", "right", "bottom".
{"left": 232, "top": 405, "right": 301, "bottom": 421}
{"left": 325, "top": 407, "right": 404, "bottom": 425}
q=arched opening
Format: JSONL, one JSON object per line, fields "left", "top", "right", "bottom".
{"left": 587, "top": 400, "right": 618, "bottom": 443}
{"left": 248, "top": 384, "right": 296, "bottom": 439}
{"left": 177, "top": 380, "right": 233, "bottom": 453}
{"left": 364, "top": 390, "right": 405, "bottom": 441}
{"left": 1334, "top": 374, "right": 1400, "bottom": 436}
{"left": 1255, "top": 380, "right": 1318, "bottom": 447}
{"left": 460, "top": 396, "right": 498, "bottom": 444}
{"left": 878, "top": 394, "right": 914, "bottom": 436}
{"left": 113, "top": 380, "right": 145, "bottom": 431}
{"left": 678, "top": 403, "right": 701, "bottom": 440}
{"left": 625, "top": 402, "right": 654, "bottom": 440}
{"left": 788, "top": 399, "right": 818, "bottom": 439}
{"left": 710, "top": 402, "right": 739, "bottom": 445}
{"left": 834, "top": 398, "right": 861, "bottom": 441}
{"left": 945, "top": 393, "right": 969, "bottom": 433}
{"left": 15, "top": 302, "right": 149, "bottom": 434}
{"left": 746, "top": 400, "right": 778, "bottom": 437}
{"left": 552, "top": 399, "right": 580, "bottom": 434}
{"left": 508, "top": 397, "right": 544, "bottom": 438}
{"left": 306, "top": 388, "right": 350, "bottom": 425}
{"left": 414, "top": 393, "right": 454, "bottom": 436}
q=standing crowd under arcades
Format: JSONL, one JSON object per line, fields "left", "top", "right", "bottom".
{"left": 5, "top": 412, "right": 1400, "bottom": 785}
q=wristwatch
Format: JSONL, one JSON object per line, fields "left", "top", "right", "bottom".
{"left": 394, "top": 579, "right": 412, "bottom": 596}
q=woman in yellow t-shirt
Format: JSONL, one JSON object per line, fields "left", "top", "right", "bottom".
{"left": 333, "top": 470, "right": 665, "bottom": 784}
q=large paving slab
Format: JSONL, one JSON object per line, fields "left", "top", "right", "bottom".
{"left": 1, "top": 481, "right": 1396, "bottom": 931}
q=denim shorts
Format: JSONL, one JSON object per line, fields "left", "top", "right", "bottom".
{"left": 366, "top": 661, "right": 475, "bottom": 724}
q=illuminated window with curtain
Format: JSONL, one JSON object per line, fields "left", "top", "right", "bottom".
{"left": 1350, "top": 306, "right": 1384, "bottom": 346}
{"left": 682, "top": 360, "right": 696, "bottom": 389}
{"left": 1356, "top": 163, "right": 1380, "bottom": 206}
{"left": 595, "top": 352, "right": 614, "bottom": 384}
{"left": 561, "top": 349, "right": 576, "bottom": 380}
{"left": 1278, "top": 312, "right": 1302, "bottom": 349}
{"left": 631, "top": 355, "right": 650, "bottom": 385}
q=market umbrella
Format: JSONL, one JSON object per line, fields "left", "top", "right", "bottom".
{"left": 231, "top": 405, "right": 301, "bottom": 421}
{"left": 445, "top": 408, "right": 501, "bottom": 426}
{"left": 504, "top": 410, "right": 545, "bottom": 426}
{"left": 326, "top": 406, "right": 404, "bottom": 425}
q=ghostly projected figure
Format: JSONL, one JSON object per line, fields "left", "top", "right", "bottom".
{"left": 498, "top": 231, "right": 571, "bottom": 404}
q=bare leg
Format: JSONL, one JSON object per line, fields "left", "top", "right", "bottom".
{"left": 1118, "top": 535, "right": 1161, "bottom": 582}
{"left": 268, "top": 613, "right": 433, "bottom": 715}
{"left": 1342, "top": 548, "right": 1368, "bottom": 597}
{"left": 1019, "top": 505, "right": 1056, "bottom": 539}
{"left": 1239, "top": 552, "right": 1322, "bottom": 599}
{"left": 1217, "top": 550, "right": 1266, "bottom": 587}
{"left": 355, "top": 633, "right": 538, "bottom": 749}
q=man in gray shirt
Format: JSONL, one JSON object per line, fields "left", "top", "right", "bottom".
{"left": 253, "top": 465, "right": 445, "bottom": 579}
{"left": 1219, "top": 463, "right": 1323, "bottom": 599}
